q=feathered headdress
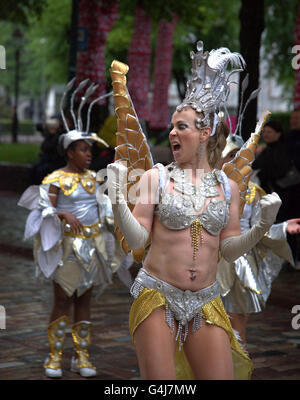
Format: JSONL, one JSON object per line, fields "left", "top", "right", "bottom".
{"left": 176, "top": 40, "right": 245, "bottom": 130}
{"left": 177, "top": 42, "right": 271, "bottom": 216}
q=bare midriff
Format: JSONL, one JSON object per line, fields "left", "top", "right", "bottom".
{"left": 143, "top": 215, "right": 219, "bottom": 291}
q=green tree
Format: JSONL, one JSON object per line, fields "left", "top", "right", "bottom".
{"left": 0, "top": 0, "right": 71, "bottom": 99}
{"left": 263, "top": 0, "right": 299, "bottom": 97}
{"left": 25, "top": 0, "right": 72, "bottom": 93}
{"left": 0, "top": 0, "right": 47, "bottom": 25}
{"left": 1, "top": 0, "right": 296, "bottom": 133}
{"left": 105, "top": 0, "right": 241, "bottom": 96}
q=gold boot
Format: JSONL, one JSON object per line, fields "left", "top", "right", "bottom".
{"left": 44, "top": 315, "right": 69, "bottom": 378}
{"left": 71, "top": 321, "right": 96, "bottom": 377}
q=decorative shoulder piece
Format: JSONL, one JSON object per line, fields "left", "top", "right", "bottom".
{"left": 42, "top": 169, "right": 96, "bottom": 196}
{"left": 177, "top": 40, "right": 245, "bottom": 128}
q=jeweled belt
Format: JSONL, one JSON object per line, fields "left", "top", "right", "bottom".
{"left": 130, "top": 267, "right": 219, "bottom": 348}
{"left": 63, "top": 220, "right": 102, "bottom": 239}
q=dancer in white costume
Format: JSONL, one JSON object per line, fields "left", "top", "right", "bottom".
{"left": 19, "top": 80, "right": 132, "bottom": 378}
{"left": 217, "top": 135, "right": 300, "bottom": 344}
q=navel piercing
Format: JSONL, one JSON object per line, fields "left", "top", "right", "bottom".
{"left": 189, "top": 269, "right": 196, "bottom": 281}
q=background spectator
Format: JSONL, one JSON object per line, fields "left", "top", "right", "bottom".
{"left": 30, "top": 116, "right": 66, "bottom": 184}
{"left": 284, "top": 110, "right": 300, "bottom": 268}
{"left": 253, "top": 120, "right": 291, "bottom": 223}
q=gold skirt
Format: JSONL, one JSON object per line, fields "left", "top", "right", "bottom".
{"left": 129, "top": 288, "right": 253, "bottom": 380}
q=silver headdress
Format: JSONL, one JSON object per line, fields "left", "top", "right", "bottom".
{"left": 59, "top": 78, "right": 112, "bottom": 150}
{"left": 176, "top": 41, "right": 246, "bottom": 134}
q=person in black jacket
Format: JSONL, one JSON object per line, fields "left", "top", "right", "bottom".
{"left": 284, "top": 110, "right": 300, "bottom": 267}
{"left": 287, "top": 109, "right": 300, "bottom": 172}
{"left": 253, "top": 120, "right": 291, "bottom": 223}
{"left": 30, "top": 117, "right": 66, "bottom": 185}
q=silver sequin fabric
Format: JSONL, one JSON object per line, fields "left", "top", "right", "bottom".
{"left": 131, "top": 267, "right": 219, "bottom": 348}
{"left": 154, "top": 163, "right": 230, "bottom": 233}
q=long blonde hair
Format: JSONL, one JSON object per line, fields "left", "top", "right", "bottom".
{"left": 196, "top": 111, "right": 229, "bottom": 168}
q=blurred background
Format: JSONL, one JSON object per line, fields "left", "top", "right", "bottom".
{"left": 0, "top": 0, "right": 298, "bottom": 178}
{"left": 1, "top": 1, "right": 300, "bottom": 381}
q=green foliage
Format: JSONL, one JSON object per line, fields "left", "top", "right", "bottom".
{"left": 25, "top": 0, "right": 72, "bottom": 90}
{"left": 172, "top": 0, "right": 240, "bottom": 72}
{"left": 0, "top": 0, "right": 298, "bottom": 113}
{"left": 0, "top": 0, "right": 47, "bottom": 25}
{"left": 268, "top": 111, "right": 292, "bottom": 134}
{"left": 0, "top": 0, "right": 71, "bottom": 98}
{"left": 0, "top": 142, "right": 39, "bottom": 163}
{"left": 263, "top": 0, "right": 299, "bottom": 97}
{"left": 0, "top": 96, "right": 12, "bottom": 119}
{"left": 105, "top": 14, "right": 134, "bottom": 80}
{"left": 106, "top": 0, "right": 241, "bottom": 95}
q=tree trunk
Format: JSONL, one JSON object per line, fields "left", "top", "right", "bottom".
{"left": 174, "top": 70, "right": 186, "bottom": 101}
{"left": 238, "top": 0, "right": 265, "bottom": 141}
{"left": 11, "top": 47, "right": 20, "bottom": 143}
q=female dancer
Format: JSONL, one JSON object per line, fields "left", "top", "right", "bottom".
{"left": 106, "top": 41, "right": 281, "bottom": 379}
{"left": 217, "top": 135, "right": 300, "bottom": 344}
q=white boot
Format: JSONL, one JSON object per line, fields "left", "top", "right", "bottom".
{"left": 70, "top": 355, "right": 96, "bottom": 377}
{"left": 44, "top": 316, "right": 69, "bottom": 378}
{"left": 71, "top": 321, "right": 96, "bottom": 377}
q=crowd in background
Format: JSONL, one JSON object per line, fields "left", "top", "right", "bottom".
{"left": 30, "top": 109, "right": 300, "bottom": 268}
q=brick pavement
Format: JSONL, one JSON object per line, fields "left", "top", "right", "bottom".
{"left": 0, "top": 191, "right": 300, "bottom": 380}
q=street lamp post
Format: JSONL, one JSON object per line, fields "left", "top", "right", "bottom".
{"left": 11, "top": 28, "right": 23, "bottom": 143}
{"left": 40, "top": 38, "right": 47, "bottom": 126}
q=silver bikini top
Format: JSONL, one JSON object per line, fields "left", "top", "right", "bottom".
{"left": 154, "top": 163, "right": 231, "bottom": 235}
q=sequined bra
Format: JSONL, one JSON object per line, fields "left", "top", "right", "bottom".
{"left": 154, "top": 163, "right": 231, "bottom": 236}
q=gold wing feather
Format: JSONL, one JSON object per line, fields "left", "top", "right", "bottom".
{"left": 222, "top": 109, "right": 271, "bottom": 216}
{"left": 110, "top": 60, "right": 154, "bottom": 262}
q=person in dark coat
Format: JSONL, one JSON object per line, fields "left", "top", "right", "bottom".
{"left": 30, "top": 117, "right": 66, "bottom": 185}
{"left": 253, "top": 120, "right": 291, "bottom": 223}
{"left": 284, "top": 110, "right": 300, "bottom": 268}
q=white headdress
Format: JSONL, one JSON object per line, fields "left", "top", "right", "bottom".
{"left": 59, "top": 78, "right": 112, "bottom": 150}
{"left": 176, "top": 40, "right": 246, "bottom": 135}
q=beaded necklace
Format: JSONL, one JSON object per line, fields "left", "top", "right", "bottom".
{"left": 169, "top": 162, "right": 220, "bottom": 261}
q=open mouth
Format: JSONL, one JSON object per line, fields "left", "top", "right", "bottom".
{"left": 172, "top": 143, "right": 181, "bottom": 154}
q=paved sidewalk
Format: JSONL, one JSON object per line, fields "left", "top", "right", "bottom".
{"left": 0, "top": 191, "right": 300, "bottom": 380}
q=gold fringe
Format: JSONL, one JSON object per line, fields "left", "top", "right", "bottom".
{"left": 129, "top": 288, "right": 253, "bottom": 380}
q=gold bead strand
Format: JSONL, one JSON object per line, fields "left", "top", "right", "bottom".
{"left": 199, "top": 220, "right": 204, "bottom": 246}
{"left": 190, "top": 220, "right": 203, "bottom": 260}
